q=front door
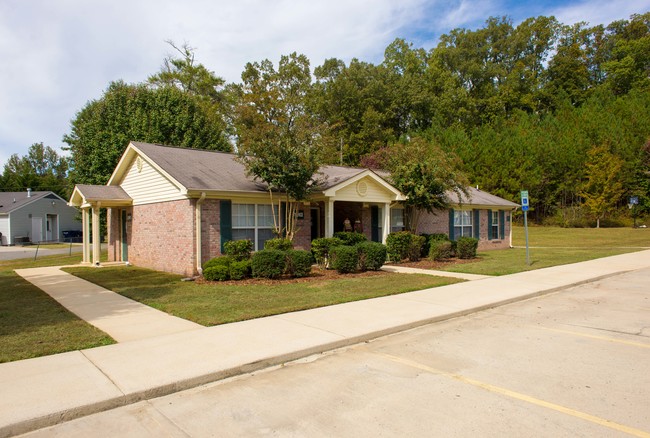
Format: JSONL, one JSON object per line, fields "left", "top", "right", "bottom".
{"left": 121, "top": 210, "right": 128, "bottom": 261}
{"left": 46, "top": 214, "right": 58, "bottom": 242}
{"left": 31, "top": 217, "right": 42, "bottom": 243}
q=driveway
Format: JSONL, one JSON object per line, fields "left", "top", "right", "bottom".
{"left": 0, "top": 244, "right": 85, "bottom": 261}
{"left": 21, "top": 267, "right": 650, "bottom": 437}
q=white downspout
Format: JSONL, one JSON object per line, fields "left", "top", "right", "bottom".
{"left": 195, "top": 192, "right": 206, "bottom": 276}
{"left": 510, "top": 207, "right": 518, "bottom": 248}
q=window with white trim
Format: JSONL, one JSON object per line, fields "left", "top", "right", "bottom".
{"left": 232, "top": 204, "right": 277, "bottom": 250}
{"left": 492, "top": 210, "right": 499, "bottom": 239}
{"left": 454, "top": 210, "right": 473, "bottom": 237}
{"left": 391, "top": 208, "right": 404, "bottom": 233}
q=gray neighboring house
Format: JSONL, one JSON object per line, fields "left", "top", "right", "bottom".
{"left": 0, "top": 190, "right": 82, "bottom": 245}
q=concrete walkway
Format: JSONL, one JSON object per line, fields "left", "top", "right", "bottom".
{"left": 3, "top": 250, "right": 650, "bottom": 437}
{"left": 14, "top": 267, "right": 202, "bottom": 342}
{"left": 381, "top": 264, "right": 491, "bottom": 280}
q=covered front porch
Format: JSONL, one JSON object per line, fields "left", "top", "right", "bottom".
{"left": 68, "top": 185, "right": 133, "bottom": 266}
{"left": 316, "top": 169, "right": 406, "bottom": 243}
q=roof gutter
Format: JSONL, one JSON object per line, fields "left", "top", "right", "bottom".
{"left": 195, "top": 192, "right": 206, "bottom": 276}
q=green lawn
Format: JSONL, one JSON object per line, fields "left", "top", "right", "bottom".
{"left": 63, "top": 266, "right": 463, "bottom": 326}
{"left": 444, "top": 226, "right": 650, "bottom": 276}
{"left": 0, "top": 253, "right": 114, "bottom": 363}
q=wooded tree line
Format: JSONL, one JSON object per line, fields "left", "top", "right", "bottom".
{"left": 2, "top": 13, "right": 649, "bottom": 225}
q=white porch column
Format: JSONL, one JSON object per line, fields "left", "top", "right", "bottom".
{"left": 382, "top": 202, "right": 391, "bottom": 243}
{"left": 81, "top": 207, "right": 90, "bottom": 264}
{"left": 325, "top": 200, "right": 334, "bottom": 238}
{"left": 92, "top": 203, "right": 101, "bottom": 266}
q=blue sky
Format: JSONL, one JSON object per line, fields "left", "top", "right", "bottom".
{"left": 1, "top": 0, "right": 649, "bottom": 174}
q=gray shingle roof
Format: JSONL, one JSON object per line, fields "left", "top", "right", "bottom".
{"left": 0, "top": 191, "right": 57, "bottom": 214}
{"left": 448, "top": 186, "right": 519, "bottom": 207}
{"left": 75, "top": 185, "right": 131, "bottom": 201}
{"left": 129, "top": 142, "right": 517, "bottom": 208}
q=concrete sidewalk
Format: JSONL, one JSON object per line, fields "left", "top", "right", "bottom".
{"left": 14, "top": 267, "right": 202, "bottom": 343}
{"left": 2, "top": 250, "right": 650, "bottom": 437}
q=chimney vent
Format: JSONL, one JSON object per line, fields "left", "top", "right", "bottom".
{"left": 27, "top": 188, "right": 32, "bottom": 198}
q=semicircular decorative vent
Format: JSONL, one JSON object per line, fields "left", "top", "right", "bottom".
{"left": 136, "top": 156, "right": 143, "bottom": 173}
{"left": 356, "top": 180, "right": 368, "bottom": 197}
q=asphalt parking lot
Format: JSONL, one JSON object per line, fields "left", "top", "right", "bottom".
{"left": 22, "top": 267, "right": 650, "bottom": 437}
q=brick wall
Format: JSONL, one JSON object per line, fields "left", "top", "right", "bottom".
{"left": 293, "top": 207, "right": 312, "bottom": 250}
{"left": 129, "top": 199, "right": 196, "bottom": 276}
{"left": 200, "top": 199, "right": 221, "bottom": 265}
{"left": 418, "top": 210, "right": 449, "bottom": 235}
{"left": 418, "top": 208, "right": 512, "bottom": 250}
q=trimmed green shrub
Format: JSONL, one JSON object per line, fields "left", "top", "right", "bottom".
{"left": 229, "top": 260, "right": 251, "bottom": 280}
{"left": 264, "top": 238, "right": 293, "bottom": 251}
{"left": 385, "top": 231, "right": 413, "bottom": 262}
{"left": 330, "top": 245, "right": 359, "bottom": 274}
{"left": 203, "top": 256, "right": 232, "bottom": 271}
{"left": 203, "top": 265, "right": 230, "bottom": 281}
{"left": 223, "top": 240, "right": 253, "bottom": 261}
{"left": 333, "top": 231, "right": 367, "bottom": 246}
{"left": 421, "top": 233, "right": 449, "bottom": 258}
{"left": 251, "top": 249, "right": 286, "bottom": 279}
{"left": 429, "top": 240, "right": 453, "bottom": 261}
{"left": 457, "top": 237, "right": 479, "bottom": 259}
{"left": 285, "top": 250, "right": 313, "bottom": 278}
{"left": 408, "top": 234, "right": 426, "bottom": 262}
{"left": 357, "top": 242, "right": 387, "bottom": 271}
{"left": 311, "top": 237, "right": 344, "bottom": 269}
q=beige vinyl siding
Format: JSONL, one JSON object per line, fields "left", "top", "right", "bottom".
{"left": 333, "top": 176, "right": 395, "bottom": 202}
{"left": 121, "top": 157, "right": 185, "bottom": 205}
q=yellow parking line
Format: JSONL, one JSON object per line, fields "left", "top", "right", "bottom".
{"left": 376, "top": 352, "right": 650, "bottom": 438}
{"left": 536, "top": 326, "right": 650, "bottom": 349}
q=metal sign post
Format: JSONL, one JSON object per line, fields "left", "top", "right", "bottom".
{"left": 521, "top": 190, "right": 530, "bottom": 266}
{"left": 629, "top": 196, "right": 638, "bottom": 228}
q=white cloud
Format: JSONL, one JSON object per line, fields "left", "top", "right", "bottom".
{"left": 551, "top": 0, "right": 650, "bottom": 26}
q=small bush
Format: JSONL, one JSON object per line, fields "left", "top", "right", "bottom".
{"left": 420, "top": 233, "right": 448, "bottom": 258}
{"left": 264, "top": 238, "right": 293, "bottom": 251}
{"left": 456, "top": 236, "right": 479, "bottom": 259}
{"left": 229, "top": 260, "right": 251, "bottom": 280}
{"left": 333, "top": 231, "right": 367, "bottom": 246}
{"left": 224, "top": 240, "right": 253, "bottom": 261}
{"left": 408, "top": 234, "right": 426, "bottom": 262}
{"left": 311, "top": 237, "right": 344, "bottom": 269}
{"left": 203, "top": 265, "right": 230, "bottom": 281}
{"left": 429, "top": 240, "right": 453, "bottom": 261}
{"left": 285, "top": 250, "right": 313, "bottom": 278}
{"left": 385, "top": 231, "right": 413, "bottom": 262}
{"left": 330, "top": 245, "right": 359, "bottom": 274}
{"left": 251, "top": 249, "right": 286, "bottom": 279}
{"left": 203, "top": 256, "right": 232, "bottom": 271}
{"left": 357, "top": 242, "right": 387, "bottom": 271}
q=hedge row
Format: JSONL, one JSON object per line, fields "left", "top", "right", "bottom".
{"left": 203, "top": 248, "right": 313, "bottom": 281}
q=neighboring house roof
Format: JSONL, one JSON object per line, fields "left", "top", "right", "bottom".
{"left": 0, "top": 191, "right": 63, "bottom": 214}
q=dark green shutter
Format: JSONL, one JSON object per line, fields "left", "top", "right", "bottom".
{"left": 371, "top": 206, "right": 379, "bottom": 242}
{"left": 448, "top": 209, "right": 455, "bottom": 241}
{"left": 220, "top": 200, "right": 232, "bottom": 253}
{"left": 499, "top": 210, "right": 505, "bottom": 239}
{"left": 487, "top": 210, "right": 493, "bottom": 240}
{"left": 473, "top": 210, "right": 480, "bottom": 239}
